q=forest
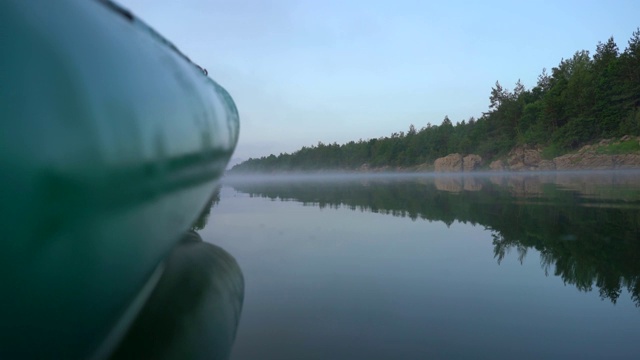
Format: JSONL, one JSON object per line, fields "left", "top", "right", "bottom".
{"left": 231, "top": 30, "right": 640, "bottom": 173}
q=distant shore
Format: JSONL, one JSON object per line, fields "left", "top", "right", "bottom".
{"left": 429, "top": 136, "right": 640, "bottom": 173}
{"left": 229, "top": 136, "right": 640, "bottom": 175}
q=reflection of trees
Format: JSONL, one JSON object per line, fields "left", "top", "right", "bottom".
{"left": 486, "top": 184, "right": 640, "bottom": 306}
{"left": 230, "top": 175, "right": 640, "bottom": 306}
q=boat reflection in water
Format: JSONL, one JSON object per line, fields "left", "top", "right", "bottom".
{"left": 113, "top": 192, "right": 244, "bottom": 359}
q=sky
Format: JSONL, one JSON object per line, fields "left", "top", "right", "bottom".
{"left": 118, "top": 0, "right": 639, "bottom": 163}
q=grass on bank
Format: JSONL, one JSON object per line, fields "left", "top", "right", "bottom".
{"left": 596, "top": 140, "right": 640, "bottom": 155}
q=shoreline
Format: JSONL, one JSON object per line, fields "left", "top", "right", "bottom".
{"left": 224, "top": 168, "right": 640, "bottom": 179}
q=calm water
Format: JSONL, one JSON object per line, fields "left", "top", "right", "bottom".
{"left": 200, "top": 172, "right": 640, "bottom": 360}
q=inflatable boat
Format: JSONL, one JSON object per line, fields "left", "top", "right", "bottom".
{"left": 0, "top": 0, "right": 241, "bottom": 358}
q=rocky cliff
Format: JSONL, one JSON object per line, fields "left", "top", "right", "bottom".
{"left": 434, "top": 136, "right": 640, "bottom": 172}
{"left": 434, "top": 153, "right": 484, "bottom": 172}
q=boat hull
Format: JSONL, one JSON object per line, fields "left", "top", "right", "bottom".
{"left": 0, "top": 0, "right": 239, "bottom": 358}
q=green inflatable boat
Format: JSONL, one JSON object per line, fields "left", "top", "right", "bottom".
{"left": 0, "top": 0, "right": 241, "bottom": 358}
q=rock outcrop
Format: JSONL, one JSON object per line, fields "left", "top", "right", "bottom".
{"left": 489, "top": 136, "right": 640, "bottom": 172}
{"left": 554, "top": 153, "right": 614, "bottom": 170}
{"left": 463, "top": 154, "right": 483, "bottom": 171}
{"left": 434, "top": 153, "right": 463, "bottom": 172}
{"left": 506, "top": 146, "right": 544, "bottom": 171}
{"left": 538, "top": 160, "right": 556, "bottom": 170}
{"left": 434, "top": 153, "right": 483, "bottom": 172}
{"left": 616, "top": 154, "right": 640, "bottom": 168}
{"left": 490, "top": 160, "right": 505, "bottom": 171}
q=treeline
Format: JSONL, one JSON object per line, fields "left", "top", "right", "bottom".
{"left": 231, "top": 30, "right": 640, "bottom": 173}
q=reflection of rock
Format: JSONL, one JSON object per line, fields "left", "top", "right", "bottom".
{"left": 548, "top": 172, "right": 640, "bottom": 200}
{"left": 434, "top": 153, "right": 483, "bottom": 172}
{"left": 434, "top": 177, "right": 463, "bottom": 192}
{"left": 463, "top": 177, "right": 483, "bottom": 191}
{"left": 506, "top": 176, "right": 544, "bottom": 197}
{"left": 490, "top": 176, "right": 505, "bottom": 186}
{"left": 434, "top": 154, "right": 463, "bottom": 172}
{"left": 434, "top": 176, "right": 482, "bottom": 192}
{"left": 523, "top": 178, "right": 543, "bottom": 195}
{"left": 481, "top": 172, "right": 640, "bottom": 200}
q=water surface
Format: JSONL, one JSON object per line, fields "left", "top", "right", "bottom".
{"left": 201, "top": 172, "right": 640, "bottom": 359}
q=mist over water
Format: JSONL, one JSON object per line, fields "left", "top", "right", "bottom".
{"left": 223, "top": 169, "right": 640, "bottom": 185}
{"left": 206, "top": 171, "right": 640, "bottom": 359}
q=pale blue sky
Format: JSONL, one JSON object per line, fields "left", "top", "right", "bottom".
{"left": 118, "top": 0, "right": 639, "bottom": 162}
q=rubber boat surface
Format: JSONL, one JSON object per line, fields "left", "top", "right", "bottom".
{"left": 0, "top": 0, "right": 240, "bottom": 358}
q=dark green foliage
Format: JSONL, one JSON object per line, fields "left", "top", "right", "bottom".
{"left": 550, "top": 117, "right": 599, "bottom": 151}
{"left": 231, "top": 29, "right": 640, "bottom": 173}
{"left": 541, "top": 144, "right": 563, "bottom": 160}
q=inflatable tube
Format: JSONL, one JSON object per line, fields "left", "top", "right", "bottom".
{"left": 111, "top": 231, "right": 245, "bottom": 360}
{"left": 0, "top": 0, "right": 239, "bottom": 358}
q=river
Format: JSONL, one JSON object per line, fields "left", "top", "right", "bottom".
{"left": 199, "top": 171, "right": 640, "bottom": 359}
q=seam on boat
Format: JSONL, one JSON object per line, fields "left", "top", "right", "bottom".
{"left": 90, "top": 260, "right": 166, "bottom": 360}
